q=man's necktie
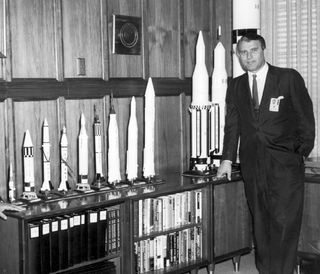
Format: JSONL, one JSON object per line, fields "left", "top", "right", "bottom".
{"left": 252, "top": 74, "right": 259, "bottom": 110}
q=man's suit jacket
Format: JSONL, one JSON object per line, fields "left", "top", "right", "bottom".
{"left": 222, "top": 64, "right": 315, "bottom": 187}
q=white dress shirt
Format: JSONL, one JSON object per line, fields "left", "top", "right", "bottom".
{"left": 248, "top": 62, "right": 269, "bottom": 104}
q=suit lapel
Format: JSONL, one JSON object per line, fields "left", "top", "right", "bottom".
{"left": 260, "top": 65, "right": 279, "bottom": 113}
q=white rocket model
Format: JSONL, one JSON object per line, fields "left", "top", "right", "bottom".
{"left": 77, "top": 113, "right": 91, "bottom": 191}
{"left": 40, "top": 118, "right": 53, "bottom": 192}
{"left": 58, "top": 126, "right": 70, "bottom": 192}
{"left": 233, "top": 0, "right": 260, "bottom": 77}
{"left": 108, "top": 99, "right": 122, "bottom": 184}
{"left": 8, "top": 163, "right": 16, "bottom": 203}
{"left": 21, "top": 130, "right": 39, "bottom": 201}
{"left": 210, "top": 34, "right": 228, "bottom": 166}
{"left": 93, "top": 113, "right": 104, "bottom": 181}
{"left": 143, "top": 78, "right": 155, "bottom": 178}
{"left": 126, "top": 96, "right": 138, "bottom": 181}
{"left": 190, "top": 31, "right": 211, "bottom": 171}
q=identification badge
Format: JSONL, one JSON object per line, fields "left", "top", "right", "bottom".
{"left": 269, "top": 96, "right": 284, "bottom": 112}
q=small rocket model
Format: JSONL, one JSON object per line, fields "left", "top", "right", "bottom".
{"left": 58, "top": 126, "right": 70, "bottom": 192}
{"left": 143, "top": 78, "right": 155, "bottom": 179}
{"left": 108, "top": 97, "right": 122, "bottom": 184}
{"left": 126, "top": 96, "right": 138, "bottom": 181}
{"left": 21, "top": 130, "right": 39, "bottom": 201}
{"left": 210, "top": 30, "right": 228, "bottom": 166}
{"left": 40, "top": 118, "right": 53, "bottom": 192}
{"left": 76, "top": 113, "right": 91, "bottom": 192}
{"left": 190, "top": 31, "right": 211, "bottom": 171}
{"left": 8, "top": 163, "right": 16, "bottom": 203}
{"left": 232, "top": 0, "right": 260, "bottom": 77}
{"left": 93, "top": 112, "right": 104, "bottom": 181}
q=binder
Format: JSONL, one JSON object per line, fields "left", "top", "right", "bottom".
{"left": 97, "top": 208, "right": 108, "bottom": 258}
{"left": 50, "top": 218, "right": 60, "bottom": 272}
{"left": 80, "top": 213, "right": 87, "bottom": 262}
{"left": 40, "top": 219, "right": 51, "bottom": 274}
{"left": 27, "top": 221, "right": 41, "bottom": 274}
{"left": 58, "top": 216, "right": 69, "bottom": 270}
{"left": 64, "top": 214, "right": 74, "bottom": 267}
{"left": 86, "top": 209, "right": 98, "bottom": 260}
{"left": 72, "top": 213, "right": 82, "bottom": 265}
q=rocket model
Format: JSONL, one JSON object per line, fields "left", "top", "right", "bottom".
{"left": 108, "top": 98, "right": 122, "bottom": 184}
{"left": 210, "top": 33, "right": 228, "bottom": 166}
{"left": 232, "top": 0, "right": 260, "bottom": 77}
{"left": 143, "top": 77, "right": 155, "bottom": 179}
{"left": 21, "top": 130, "right": 39, "bottom": 201}
{"left": 77, "top": 113, "right": 91, "bottom": 192}
{"left": 93, "top": 113, "right": 104, "bottom": 181}
{"left": 40, "top": 118, "right": 53, "bottom": 192}
{"left": 190, "top": 31, "right": 211, "bottom": 171}
{"left": 126, "top": 96, "right": 138, "bottom": 181}
{"left": 58, "top": 126, "right": 70, "bottom": 192}
{"left": 8, "top": 163, "right": 16, "bottom": 203}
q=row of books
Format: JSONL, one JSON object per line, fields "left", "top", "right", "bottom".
{"left": 134, "top": 226, "right": 203, "bottom": 273}
{"left": 27, "top": 206, "right": 120, "bottom": 274}
{"left": 135, "top": 190, "right": 202, "bottom": 236}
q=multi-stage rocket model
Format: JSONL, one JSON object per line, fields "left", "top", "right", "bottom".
{"left": 93, "top": 113, "right": 104, "bottom": 181}
{"left": 126, "top": 96, "right": 138, "bottom": 181}
{"left": 21, "top": 130, "right": 39, "bottom": 201}
{"left": 232, "top": 0, "right": 260, "bottom": 77}
{"left": 190, "top": 31, "right": 211, "bottom": 171}
{"left": 210, "top": 32, "right": 228, "bottom": 166}
{"left": 58, "top": 126, "right": 70, "bottom": 192}
{"left": 40, "top": 118, "right": 53, "bottom": 192}
{"left": 143, "top": 77, "right": 155, "bottom": 179}
{"left": 77, "top": 113, "right": 91, "bottom": 192}
{"left": 108, "top": 98, "right": 122, "bottom": 184}
{"left": 8, "top": 163, "right": 16, "bottom": 203}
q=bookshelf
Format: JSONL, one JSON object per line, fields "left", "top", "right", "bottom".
{"left": 0, "top": 171, "right": 252, "bottom": 274}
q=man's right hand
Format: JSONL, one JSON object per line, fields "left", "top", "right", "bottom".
{"left": 217, "top": 160, "right": 232, "bottom": 181}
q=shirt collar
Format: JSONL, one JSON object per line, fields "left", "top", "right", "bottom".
{"left": 248, "top": 62, "right": 269, "bottom": 79}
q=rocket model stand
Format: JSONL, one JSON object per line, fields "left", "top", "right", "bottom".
{"left": 20, "top": 130, "right": 41, "bottom": 203}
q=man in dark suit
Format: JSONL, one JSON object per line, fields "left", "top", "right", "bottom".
{"left": 217, "top": 33, "right": 315, "bottom": 274}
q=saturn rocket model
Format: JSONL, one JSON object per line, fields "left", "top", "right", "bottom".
{"left": 143, "top": 77, "right": 155, "bottom": 179}
{"left": 190, "top": 31, "right": 211, "bottom": 171}
{"left": 77, "top": 113, "right": 91, "bottom": 192}
{"left": 210, "top": 29, "right": 228, "bottom": 166}
{"left": 58, "top": 126, "right": 70, "bottom": 192}
{"left": 40, "top": 118, "right": 53, "bottom": 192}
{"left": 126, "top": 96, "right": 138, "bottom": 181}
{"left": 21, "top": 130, "right": 39, "bottom": 201}
{"left": 232, "top": 0, "right": 260, "bottom": 77}
{"left": 93, "top": 113, "right": 104, "bottom": 181}
{"left": 8, "top": 163, "right": 16, "bottom": 203}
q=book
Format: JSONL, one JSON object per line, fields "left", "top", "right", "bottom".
{"left": 40, "top": 219, "right": 51, "bottom": 274}
{"left": 50, "top": 218, "right": 60, "bottom": 272}
{"left": 27, "top": 221, "right": 41, "bottom": 273}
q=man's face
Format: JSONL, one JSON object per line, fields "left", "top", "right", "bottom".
{"left": 237, "top": 40, "right": 265, "bottom": 72}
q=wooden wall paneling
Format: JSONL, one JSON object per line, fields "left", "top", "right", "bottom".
{"left": 145, "top": 0, "right": 180, "bottom": 77}
{"left": 107, "top": 0, "right": 142, "bottom": 78}
{"left": 183, "top": 0, "right": 214, "bottom": 78}
{"left": 64, "top": 98, "right": 106, "bottom": 188}
{"left": 3, "top": 0, "right": 12, "bottom": 81}
{"left": 141, "top": 0, "right": 149, "bottom": 79}
{"left": 53, "top": 0, "right": 64, "bottom": 81}
{"left": 13, "top": 100, "right": 60, "bottom": 195}
{"left": 179, "top": 93, "right": 189, "bottom": 173}
{"left": 62, "top": 0, "right": 102, "bottom": 78}
{"left": 0, "top": 101, "right": 7, "bottom": 199}
{"left": 10, "top": 0, "right": 56, "bottom": 78}
{"left": 100, "top": 0, "right": 109, "bottom": 81}
{"left": 178, "top": 0, "right": 185, "bottom": 80}
{"left": 0, "top": 0, "right": 4, "bottom": 79}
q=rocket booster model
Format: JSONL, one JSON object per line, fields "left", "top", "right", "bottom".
{"left": 143, "top": 77, "right": 155, "bottom": 178}
{"left": 94, "top": 114, "right": 104, "bottom": 180}
{"left": 210, "top": 41, "right": 228, "bottom": 166}
{"left": 108, "top": 101, "right": 121, "bottom": 183}
{"left": 126, "top": 96, "right": 138, "bottom": 181}
{"left": 40, "top": 118, "right": 53, "bottom": 192}
{"left": 232, "top": 0, "right": 260, "bottom": 77}
{"left": 8, "top": 163, "right": 16, "bottom": 203}
{"left": 78, "top": 113, "right": 90, "bottom": 189}
{"left": 58, "top": 126, "right": 70, "bottom": 192}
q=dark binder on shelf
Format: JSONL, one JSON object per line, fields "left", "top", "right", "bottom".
{"left": 50, "top": 218, "right": 60, "bottom": 272}
{"left": 64, "top": 214, "right": 74, "bottom": 267}
{"left": 80, "top": 212, "right": 87, "bottom": 262}
{"left": 58, "top": 216, "right": 69, "bottom": 270}
{"left": 86, "top": 209, "right": 98, "bottom": 260}
{"left": 72, "top": 213, "right": 82, "bottom": 265}
{"left": 40, "top": 219, "right": 51, "bottom": 274}
{"left": 97, "top": 208, "right": 108, "bottom": 258}
{"left": 27, "top": 221, "right": 41, "bottom": 274}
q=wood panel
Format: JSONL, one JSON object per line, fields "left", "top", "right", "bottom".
{"left": 184, "top": 0, "right": 214, "bottom": 77}
{"left": 62, "top": 0, "right": 102, "bottom": 78}
{"left": 107, "top": 0, "right": 142, "bottom": 78}
{"left": 10, "top": 0, "right": 56, "bottom": 78}
{"left": 0, "top": 0, "right": 4, "bottom": 79}
{"left": 145, "top": 0, "right": 180, "bottom": 77}
{"left": 0, "top": 101, "right": 7, "bottom": 199}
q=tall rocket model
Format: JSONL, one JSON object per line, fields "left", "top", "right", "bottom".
{"left": 190, "top": 31, "right": 211, "bottom": 171}
{"left": 126, "top": 96, "right": 138, "bottom": 181}
{"left": 8, "top": 163, "right": 16, "bottom": 203}
{"left": 93, "top": 112, "right": 104, "bottom": 181}
{"left": 108, "top": 97, "right": 122, "bottom": 184}
{"left": 77, "top": 113, "right": 91, "bottom": 192}
{"left": 40, "top": 118, "right": 53, "bottom": 192}
{"left": 232, "top": 0, "right": 260, "bottom": 77}
{"left": 58, "top": 126, "right": 70, "bottom": 192}
{"left": 210, "top": 29, "right": 228, "bottom": 166}
{"left": 21, "top": 130, "right": 39, "bottom": 201}
{"left": 143, "top": 77, "right": 155, "bottom": 179}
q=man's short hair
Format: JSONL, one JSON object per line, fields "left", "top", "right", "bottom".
{"left": 236, "top": 33, "right": 266, "bottom": 52}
